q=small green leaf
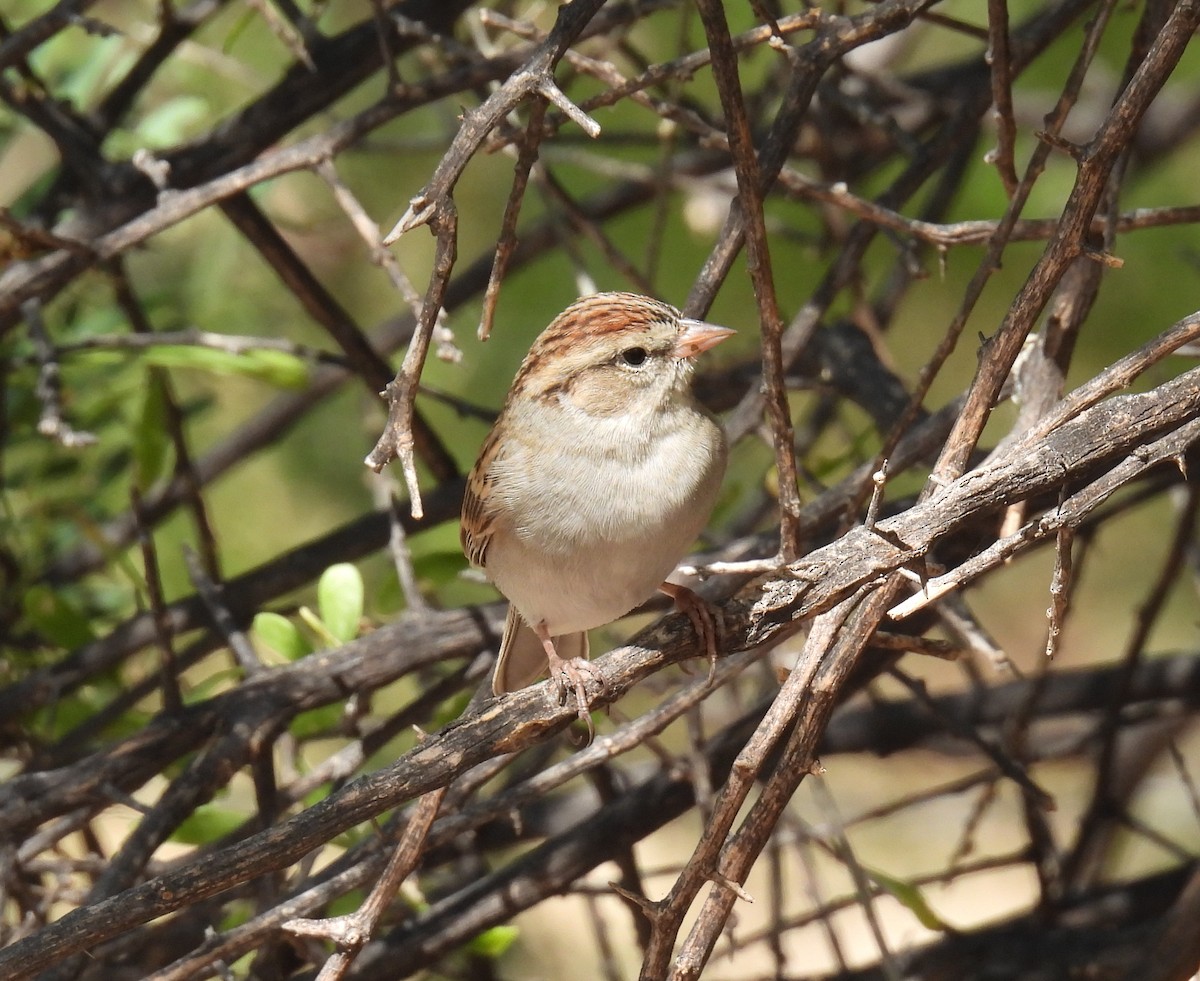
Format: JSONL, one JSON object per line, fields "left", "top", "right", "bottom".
{"left": 131, "top": 371, "right": 171, "bottom": 489}
{"left": 138, "top": 346, "right": 310, "bottom": 389}
{"left": 865, "top": 867, "right": 949, "bottom": 931}
{"left": 297, "top": 606, "right": 339, "bottom": 647}
{"left": 432, "top": 689, "right": 473, "bottom": 729}
{"left": 134, "top": 95, "right": 210, "bottom": 147}
{"left": 241, "top": 349, "right": 312, "bottom": 388}
{"left": 327, "top": 889, "right": 366, "bottom": 918}
{"left": 252, "top": 611, "right": 312, "bottom": 661}
{"left": 290, "top": 703, "right": 343, "bottom": 740}
{"left": 317, "top": 563, "right": 364, "bottom": 643}
{"left": 172, "top": 802, "right": 245, "bottom": 845}
{"left": 413, "top": 550, "right": 468, "bottom": 588}
{"left": 467, "top": 925, "right": 519, "bottom": 959}
{"left": 183, "top": 668, "right": 241, "bottom": 704}
{"left": 23, "top": 585, "right": 96, "bottom": 647}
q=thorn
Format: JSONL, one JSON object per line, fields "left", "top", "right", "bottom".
{"left": 864, "top": 458, "right": 890, "bottom": 531}
{"left": 609, "top": 882, "right": 661, "bottom": 919}
{"left": 536, "top": 77, "right": 601, "bottom": 138}
{"left": 383, "top": 196, "right": 435, "bottom": 243}
{"left": 1082, "top": 246, "right": 1123, "bottom": 269}
{"left": 707, "top": 870, "right": 754, "bottom": 904}
{"left": 1034, "top": 130, "right": 1084, "bottom": 159}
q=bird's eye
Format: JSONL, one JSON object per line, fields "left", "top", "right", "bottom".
{"left": 621, "top": 347, "right": 648, "bottom": 367}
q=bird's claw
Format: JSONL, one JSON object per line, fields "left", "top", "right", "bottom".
{"left": 546, "top": 651, "right": 604, "bottom": 743}
{"left": 660, "top": 582, "right": 722, "bottom": 683}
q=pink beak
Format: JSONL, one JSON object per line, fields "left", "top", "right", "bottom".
{"left": 674, "top": 319, "right": 736, "bottom": 359}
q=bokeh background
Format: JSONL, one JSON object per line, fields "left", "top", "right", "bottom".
{"left": 2, "top": 0, "right": 1199, "bottom": 978}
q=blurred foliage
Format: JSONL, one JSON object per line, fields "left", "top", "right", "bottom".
{"left": 2, "top": 0, "right": 1199, "bottom": 978}
{"left": 3, "top": 1, "right": 1195, "bottom": 656}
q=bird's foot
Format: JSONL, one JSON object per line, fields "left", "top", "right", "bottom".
{"left": 545, "top": 650, "right": 604, "bottom": 743}
{"left": 659, "top": 582, "right": 723, "bottom": 684}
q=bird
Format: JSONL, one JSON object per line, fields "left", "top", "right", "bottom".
{"left": 460, "top": 292, "right": 733, "bottom": 732}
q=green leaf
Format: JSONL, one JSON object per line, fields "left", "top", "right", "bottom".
{"left": 137, "top": 346, "right": 310, "bottom": 389}
{"left": 317, "top": 563, "right": 364, "bottom": 643}
{"left": 864, "top": 867, "right": 949, "bottom": 931}
{"left": 252, "top": 611, "right": 312, "bottom": 661}
{"left": 131, "top": 371, "right": 171, "bottom": 490}
{"left": 240, "top": 349, "right": 312, "bottom": 388}
{"left": 327, "top": 889, "right": 366, "bottom": 918}
{"left": 23, "top": 585, "right": 96, "bottom": 647}
{"left": 134, "top": 95, "right": 210, "bottom": 147}
{"left": 290, "top": 703, "right": 343, "bottom": 740}
{"left": 467, "top": 925, "right": 519, "bottom": 959}
{"left": 172, "top": 802, "right": 245, "bottom": 845}
{"left": 413, "top": 550, "right": 469, "bottom": 588}
{"left": 183, "top": 668, "right": 241, "bottom": 704}
{"left": 297, "top": 605, "right": 339, "bottom": 647}
{"left": 432, "top": 689, "right": 473, "bottom": 729}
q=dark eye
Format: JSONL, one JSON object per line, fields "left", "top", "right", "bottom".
{"left": 621, "top": 347, "right": 648, "bottom": 367}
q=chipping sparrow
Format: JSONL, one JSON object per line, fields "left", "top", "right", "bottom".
{"left": 461, "top": 292, "right": 733, "bottom": 729}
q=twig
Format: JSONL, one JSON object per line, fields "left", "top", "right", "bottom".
{"left": 0, "top": 0, "right": 104, "bottom": 70}
{"left": 1044, "top": 522, "right": 1074, "bottom": 659}
{"left": 695, "top": 0, "right": 801, "bottom": 561}
{"left": 364, "top": 201, "right": 458, "bottom": 517}
{"left": 0, "top": 41, "right": 505, "bottom": 324}
{"left": 868, "top": 632, "right": 963, "bottom": 661}
{"left": 244, "top": 0, "right": 314, "bottom": 70}
{"left": 285, "top": 786, "right": 447, "bottom": 981}
{"left": 928, "top": 0, "right": 1199, "bottom": 488}
{"left": 21, "top": 299, "right": 96, "bottom": 448}
{"left": 863, "top": 459, "right": 890, "bottom": 532}
{"left": 775, "top": 176, "right": 1200, "bottom": 247}
{"left": 890, "top": 414, "right": 1200, "bottom": 620}
{"left": 385, "top": 490, "right": 431, "bottom": 615}
{"left": 480, "top": 97, "right": 548, "bottom": 341}
{"left": 131, "top": 487, "right": 183, "bottom": 715}
{"left": 1062, "top": 480, "right": 1200, "bottom": 891}
{"left": 663, "top": 586, "right": 898, "bottom": 980}
{"left": 382, "top": 0, "right": 607, "bottom": 242}
{"left": 808, "top": 780, "right": 902, "bottom": 981}
{"left": 20, "top": 326, "right": 347, "bottom": 365}
{"left": 183, "top": 547, "right": 259, "bottom": 676}
{"left": 985, "top": 0, "right": 1020, "bottom": 196}
{"left": 315, "top": 157, "right": 428, "bottom": 317}
{"left": 888, "top": 668, "right": 1054, "bottom": 811}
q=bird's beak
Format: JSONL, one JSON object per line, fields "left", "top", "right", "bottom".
{"left": 674, "top": 319, "right": 736, "bottom": 359}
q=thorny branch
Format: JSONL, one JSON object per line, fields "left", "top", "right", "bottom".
{"left": 3, "top": 351, "right": 1197, "bottom": 978}
{"left": 4, "top": 1, "right": 1200, "bottom": 979}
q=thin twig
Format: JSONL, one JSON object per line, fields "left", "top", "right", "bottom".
{"left": 695, "top": 0, "right": 801, "bottom": 561}
{"left": 131, "top": 487, "right": 183, "bottom": 715}
{"left": 480, "top": 97, "right": 548, "bottom": 341}
{"left": 985, "top": 0, "right": 1020, "bottom": 196}
{"left": 22, "top": 299, "right": 96, "bottom": 448}
{"left": 382, "top": 0, "right": 607, "bottom": 242}
{"left": 285, "top": 786, "right": 447, "bottom": 981}
{"left": 364, "top": 201, "right": 458, "bottom": 517}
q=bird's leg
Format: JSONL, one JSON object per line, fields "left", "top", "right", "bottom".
{"left": 534, "top": 622, "right": 599, "bottom": 742}
{"left": 659, "top": 582, "right": 722, "bottom": 683}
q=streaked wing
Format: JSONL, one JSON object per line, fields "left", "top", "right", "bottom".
{"left": 460, "top": 427, "right": 502, "bottom": 568}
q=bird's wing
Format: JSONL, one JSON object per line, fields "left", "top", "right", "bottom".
{"left": 460, "top": 427, "right": 503, "bottom": 568}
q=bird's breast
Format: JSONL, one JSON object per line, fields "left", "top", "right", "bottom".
{"left": 491, "top": 399, "right": 724, "bottom": 551}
